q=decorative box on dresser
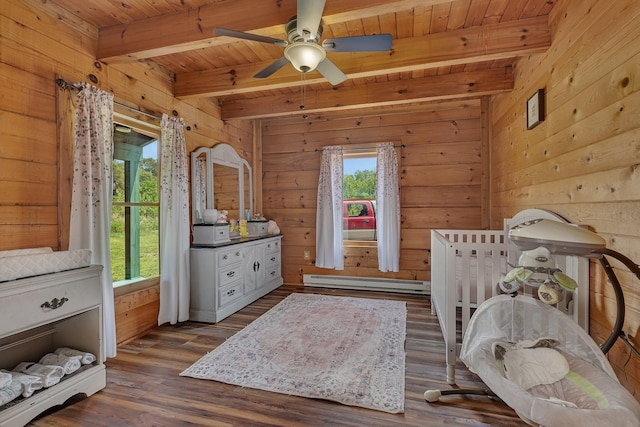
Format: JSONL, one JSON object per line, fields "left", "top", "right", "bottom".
{"left": 0, "top": 265, "right": 106, "bottom": 427}
{"left": 190, "top": 235, "right": 283, "bottom": 323}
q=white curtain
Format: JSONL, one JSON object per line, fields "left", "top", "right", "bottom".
{"left": 315, "top": 146, "right": 344, "bottom": 269}
{"left": 68, "top": 83, "right": 117, "bottom": 359}
{"left": 158, "top": 114, "right": 191, "bottom": 325}
{"left": 376, "top": 143, "right": 400, "bottom": 272}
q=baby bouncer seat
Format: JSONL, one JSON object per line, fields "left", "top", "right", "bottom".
{"left": 426, "top": 218, "right": 640, "bottom": 427}
{"left": 458, "top": 294, "right": 640, "bottom": 426}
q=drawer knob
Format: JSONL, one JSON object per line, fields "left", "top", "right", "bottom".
{"left": 227, "top": 289, "right": 236, "bottom": 296}
{"left": 270, "top": 256, "right": 276, "bottom": 262}
{"left": 227, "top": 271, "right": 235, "bottom": 278}
{"left": 223, "top": 254, "right": 228, "bottom": 260}
{"left": 41, "top": 297, "right": 69, "bottom": 311}
{"left": 236, "top": 251, "right": 240, "bottom": 257}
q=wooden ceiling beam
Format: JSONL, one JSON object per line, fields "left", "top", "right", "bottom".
{"left": 97, "top": 0, "right": 444, "bottom": 62}
{"left": 175, "top": 16, "right": 549, "bottom": 99}
{"left": 220, "top": 67, "right": 514, "bottom": 120}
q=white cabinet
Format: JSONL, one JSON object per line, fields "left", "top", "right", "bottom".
{"left": 0, "top": 266, "right": 106, "bottom": 427}
{"left": 242, "top": 245, "right": 261, "bottom": 292}
{"left": 190, "top": 235, "right": 283, "bottom": 323}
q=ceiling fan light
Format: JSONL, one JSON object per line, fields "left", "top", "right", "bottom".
{"left": 284, "top": 42, "right": 326, "bottom": 73}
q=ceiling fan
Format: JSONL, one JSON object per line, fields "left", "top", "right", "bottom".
{"left": 214, "top": 0, "right": 393, "bottom": 85}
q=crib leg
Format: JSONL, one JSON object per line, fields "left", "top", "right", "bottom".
{"left": 446, "top": 365, "right": 456, "bottom": 385}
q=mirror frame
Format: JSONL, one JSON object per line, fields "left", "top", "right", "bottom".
{"left": 191, "top": 143, "right": 253, "bottom": 223}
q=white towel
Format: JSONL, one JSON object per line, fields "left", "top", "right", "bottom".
{"left": 39, "top": 353, "right": 81, "bottom": 375}
{"left": 0, "top": 371, "right": 11, "bottom": 389}
{"left": 0, "top": 380, "right": 23, "bottom": 406}
{"left": 14, "top": 362, "right": 64, "bottom": 388}
{"left": 54, "top": 347, "right": 96, "bottom": 365}
{"left": 1, "top": 370, "right": 43, "bottom": 398}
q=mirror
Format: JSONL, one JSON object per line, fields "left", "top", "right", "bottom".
{"left": 191, "top": 143, "right": 252, "bottom": 224}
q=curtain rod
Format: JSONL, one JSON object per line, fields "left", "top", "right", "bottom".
{"left": 55, "top": 78, "right": 162, "bottom": 121}
{"left": 314, "top": 144, "right": 405, "bottom": 152}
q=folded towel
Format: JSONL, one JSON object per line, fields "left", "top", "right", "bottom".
{"left": 0, "top": 371, "right": 11, "bottom": 389}
{"left": 1, "top": 370, "right": 43, "bottom": 398}
{"left": 39, "top": 353, "right": 81, "bottom": 375}
{"left": 54, "top": 347, "right": 96, "bottom": 365}
{"left": 0, "top": 380, "right": 23, "bottom": 406}
{"left": 14, "top": 362, "right": 64, "bottom": 388}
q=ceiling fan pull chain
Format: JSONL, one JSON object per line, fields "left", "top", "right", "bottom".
{"left": 300, "top": 73, "right": 306, "bottom": 111}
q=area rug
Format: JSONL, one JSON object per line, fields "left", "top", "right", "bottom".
{"left": 180, "top": 293, "right": 407, "bottom": 413}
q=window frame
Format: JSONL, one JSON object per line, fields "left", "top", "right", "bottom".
{"left": 342, "top": 143, "right": 378, "bottom": 247}
{"left": 111, "top": 112, "right": 162, "bottom": 288}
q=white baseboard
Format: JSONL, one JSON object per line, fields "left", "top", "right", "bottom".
{"left": 303, "top": 274, "right": 429, "bottom": 295}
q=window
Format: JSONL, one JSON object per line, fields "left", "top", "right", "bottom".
{"left": 343, "top": 148, "right": 377, "bottom": 242}
{"left": 111, "top": 124, "right": 160, "bottom": 285}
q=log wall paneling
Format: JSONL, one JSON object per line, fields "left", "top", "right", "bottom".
{"left": 490, "top": 0, "right": 640, "bottom": 399}
{"left": 114, "top": 281, "right": 161, "bottom": 346}
{"left": 0, "top": 0, "right": 251, "bottom": 345}
{"left": 260, "top": 100, "right": 484, "bottom": 285}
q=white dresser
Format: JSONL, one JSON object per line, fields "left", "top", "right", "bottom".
{"left": 0, "top": 265, "right": 106, "bottom": 427}
{"left": 190, "top": 235, "right": 283, "bottom": 323}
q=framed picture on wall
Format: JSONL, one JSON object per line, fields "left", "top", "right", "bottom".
{"left": 526, "top": 88, "right": 545, "bottom": 130}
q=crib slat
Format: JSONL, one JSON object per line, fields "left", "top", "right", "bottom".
{"left": 431, "top": 229, "right": 512, "bottom": 384}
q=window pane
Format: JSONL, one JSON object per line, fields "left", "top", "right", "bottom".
{"left": 140, "top": 140, "right": 159, "bottom": 203}
{"left": 110, "top": 205, "right": 126, "bottom": 282}
{"left": 343, "top": 156, "right": 377, "bottom": 241}
{"left": 139, "top": 207, "right": 160, "bottom": 278}
{"left": 112, "top": 126, "right": 160, "bottom": 285}
{"left": 110, "top": 205, "right": 159, "bottom": 283}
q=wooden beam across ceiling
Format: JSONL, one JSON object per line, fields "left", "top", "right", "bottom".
{"left": 97, "top": 0, "right": 447, "bottom": 62}
{"left": 175, "top": 16, "right": 549, "bottom": 99}
{"left": 220, "top": 67, "right": 514, "bottom": 120}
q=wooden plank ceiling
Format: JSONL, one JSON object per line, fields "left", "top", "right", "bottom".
{"left": 48, "top": 0, "right": 556, "bottom": 119}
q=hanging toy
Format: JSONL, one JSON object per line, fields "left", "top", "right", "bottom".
{"left": 499, "top": 246, "right": 577, "bottom": 305}
{"left": 538, "top": 279, "right": 563, "bottom": 305}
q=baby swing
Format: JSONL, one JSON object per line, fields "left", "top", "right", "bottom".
{"left": 425, "top": 219, "right": 640, "bottom": 427}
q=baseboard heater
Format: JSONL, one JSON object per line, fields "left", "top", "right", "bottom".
{"left": 303, "top": 274, "right": 429, "bottom": 295}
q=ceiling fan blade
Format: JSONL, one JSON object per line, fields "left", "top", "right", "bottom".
{"left": 214, "top": 27, "right": 287, "bottom": 46}
{"left": 297, "top": 0, "right": 326, "bottom": 41}
{"left": 254, "top": 57, "right": 290, "bottom": 78}
{"left": 316, "top": 58, "right": 347, "bottom": 86}
{"left": 322, "top": 34, "right": 393, "bottom": 52}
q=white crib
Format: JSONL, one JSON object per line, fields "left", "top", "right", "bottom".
{"left": 430, "top": 209, "right": 590, "bottom": 384}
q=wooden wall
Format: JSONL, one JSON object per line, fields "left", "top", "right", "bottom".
{"left": 490, "top": 0, "right": 640, "bottom": 397}
{"left": 0, "top": 0, "right": 252, "bottom": 343}
{"left": 5, "top": 0, "right": 639, "bottom": 401}
{"left": 260, "top": 100, "right": 485, "bottom": 285}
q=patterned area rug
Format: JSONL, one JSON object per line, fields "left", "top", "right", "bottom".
{"left": 180, "top": 293, "right": 407, "bottom": 413}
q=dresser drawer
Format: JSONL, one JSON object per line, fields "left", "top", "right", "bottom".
{"left": 0, "top": 268, "right": 102, "bottom": 337}
{"left": 264, "top": 263, "right": 281, "bottom": 283}
{"left": 265, "top": 251, "right": 280, "bottom": 267}
{"left": 264, "top": 239, "right": 280, "bottom": 254}
{"left": 218, "top": 280, "right": 243, "bottom": 308}
{"left": 218, "top": 247, "right": 243, "bottom": 267}
{"left": 219, "top": 264, "right": 242, "bottom": 287}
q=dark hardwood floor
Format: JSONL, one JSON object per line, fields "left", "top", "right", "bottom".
{"left": 30, "top": 285, "right": 526, "bottom": 426}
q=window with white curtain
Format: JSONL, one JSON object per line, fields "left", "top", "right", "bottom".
{"left": 316, "top": 142, "right": 400, "bottom": 272}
